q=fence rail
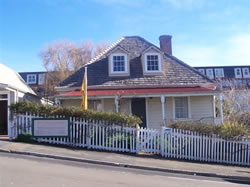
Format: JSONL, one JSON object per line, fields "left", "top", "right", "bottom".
{"left": 10, "top": 114, "right": 250, "bottom": 166}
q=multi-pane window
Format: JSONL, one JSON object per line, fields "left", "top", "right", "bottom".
{"left": 242, "top": 68, "right": 250, "bottom": 78}
{"left": 146, "top": 55, "right": 159, "bottom": 71}
{"left": 27, "top": 74, "right": 36, "bottom": 84}
{"left": 198, "top": 69, "right": 205, "bottom": 74}
{"left": 112, "top": 55, "right": 125, "bottom": 72}
{"left": 38, "top": 74, "right": 45, "bottom": 85}
{"left": 175, "top": 97, "right": 189, "bottom": 119}
{"left": 234, "top": 68, "right": 242, "bottom": 78}
{"left": 214, "top": 68, "right": 224, "bottom": 78}
{"left": 206, "top": 69, "right": 214, "bottom": 79}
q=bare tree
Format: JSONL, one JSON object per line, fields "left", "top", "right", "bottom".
{"left": 39, "top": 40, "right": 109, "bottom": 96}
{"left": 217, "top": 79, "right": 250, "bottom": 126}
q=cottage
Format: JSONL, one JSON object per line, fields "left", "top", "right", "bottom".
{"left": 56, "top": 35, "right": 223, "bottom": 128}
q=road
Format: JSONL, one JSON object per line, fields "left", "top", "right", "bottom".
{"left": 0, "top": 152, "right": 248, "bottom": 187}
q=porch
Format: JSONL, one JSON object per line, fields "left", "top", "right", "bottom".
{"left": 59, "top": 93, "right": 223, "bottom": 128}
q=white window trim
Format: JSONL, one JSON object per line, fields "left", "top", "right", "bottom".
{"left": 214, "top": 68, "right": 224, "bottom": 78}
{"left": 144, "top": 53, "right": 162, "bottom": 73}
{"left": 110, "top": 53, "right": 128, "bottom": 74}
{"left": 198, "top": 69, "right": 205, "bottom": 74}
{"left": 27, "top": 74, "right": 37, "bottom": 84}
{"left": 38, "top": 74, "right": 45, "bottom": 85}
{"left": 234, "top": 68, "right": 242, "bottom": 78}
{"left": 172, "top": 96, "right": 191, "bottom": 121}
{"left": 206, "top": 69, "right": 214, "bottom": 79}
{"left": 242, "top": 68, "right": 250, "bottom": 78}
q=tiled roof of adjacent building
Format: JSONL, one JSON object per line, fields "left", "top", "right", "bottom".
{"left": 58, "top": 36, "right": 215, "bottom": 90}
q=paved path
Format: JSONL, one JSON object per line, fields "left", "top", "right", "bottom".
{"left": 0, "top": 152, "right": 248, "bottom": 187}
{"left": 0, "top": 140, "right": 249, "bottom": 183}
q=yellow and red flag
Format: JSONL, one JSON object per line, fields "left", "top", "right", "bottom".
{"left": 80, "top": 67, "right": 88, "bottom": 110}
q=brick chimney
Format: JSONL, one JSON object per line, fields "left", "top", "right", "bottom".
{"left": 159, "top": 35, "right": 172, "bottom": 55}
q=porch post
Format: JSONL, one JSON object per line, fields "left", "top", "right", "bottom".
{"left": 219, "top": 94, "right": 223, "bottom": 123}
{"left": 115, "top": 96, "right": 119, "bottom": 113}
{"left": 161, "top": 96, "right": 166, "bottom": 123}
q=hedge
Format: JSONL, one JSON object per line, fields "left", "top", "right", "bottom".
{"left": 168, "top": 121, "right": 248, "bottom": 138}
{"left": 9, "top": 101, "right": 142, "bottom": 127}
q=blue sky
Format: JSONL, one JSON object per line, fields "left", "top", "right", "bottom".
{"left": 0, "top": 0, "right": 250, "bottom": 72}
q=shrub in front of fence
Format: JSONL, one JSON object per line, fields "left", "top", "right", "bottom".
{"left": 15, "top": 133, "right": 34, "bottom": 143}
{"left": 9, "top": 100, "right": 141, "bottom": 127}
{"left": 167, "top": 121, "right": 248, "bottom": 139}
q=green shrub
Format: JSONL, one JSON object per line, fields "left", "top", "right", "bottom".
{"left": 10, "top": 100, "right": 141, "bottom": 127}
{"left": 167, "top": 120, "right": 248, "bottom": 138}
{"left": 16, "top": 134, "right": 34, "bottom": 143}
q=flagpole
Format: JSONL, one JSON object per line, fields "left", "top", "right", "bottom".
{"left": 85, "top": 66, "right": 87, "bottom": 98}
{"left": 85, "top": 66, "right": 87, "bottom": 109}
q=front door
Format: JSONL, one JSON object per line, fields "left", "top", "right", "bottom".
{"left": 131, "top": 98, "right": 146, "bottom": 128}
{"left": 0, "top": 100, "right": 8, "bottom": 135}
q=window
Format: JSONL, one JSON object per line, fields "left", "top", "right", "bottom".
{"left": 174, "top": 97, "right": 189, "bottom": 119}
{"left": 198, "top": 69, "right": 205, "bottom": 74}
{"left": 27, "top": 74, "right": 36, "bottom": 84}
{"left": 234, "top": 68, "right": 242, "bottom": 78}
{"left": 242, "top": 68, "right": 250, "bottom": 78}
{"left": 88, "top": 100, "right": 102, "bottom": 112}
{"left": 113, "top": 56, "right": 125, "bottom": 72}
{"left": 110, "top": 53, "right": 128, "bottom": 74}
{"left": 144, "top": 53, "right": 161, "bottom": 72}
{"left": 214, "top": 68, "right": 224, "bottom": 78}
{"left": 38, "top": 74, "right": 45, "bottom": 85}
{"left": 206, "top": 69, "right": 214, "bottom": 79}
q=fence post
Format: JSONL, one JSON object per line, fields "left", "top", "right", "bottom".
{"left": 136, "top": 126, "right": 140, "bottom": 154}
{"left": 161, "top": 127, "right": 165, "bottom": 156}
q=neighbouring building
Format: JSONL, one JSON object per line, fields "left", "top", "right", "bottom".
{"left": 0, "top": 64, "right": 41, "bottom": 136}
{"left": 194, "top": 66, "right": 250, "bottom": 88}
{"left": 55, "top": 35, "right": 223, "bottom": 128}
{"left": 19, "top": 71, "right": 47, "bottom": 97}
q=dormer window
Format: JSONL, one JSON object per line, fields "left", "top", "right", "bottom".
{"left": 112, "top": 55, "right": 125, "bottom": 72}
{"left": 234, "top": 68, "right": 242, "bottom": 78}
{"left": 214, "top": 68, "right": 224, "bottom": 78}
{"left": 27, "top": 74, "right": 37, "bottom": 84}
{"left": 242, "top": 68, "right": 250, "bottom": 78}
{"left": 144, "top": 53, "right": 162, "bottom": 73}
{"left": 109, "top": 53, "right": 129, "bottom": 76}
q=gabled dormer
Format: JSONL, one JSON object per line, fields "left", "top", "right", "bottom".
{"left": 141, "top": 46, "right": 164, "bottom": 75}
{"left": 107, "top": 46, "right": 130, "bottom": 77}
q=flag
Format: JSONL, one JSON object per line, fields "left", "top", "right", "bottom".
{"left": 80, "top": 67, "right": 87, "bottom": 110}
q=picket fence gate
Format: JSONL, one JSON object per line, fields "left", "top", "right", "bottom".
{"left": 10, "top": 114, "right": 250, "bottom": 166}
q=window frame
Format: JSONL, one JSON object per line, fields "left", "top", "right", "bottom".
{"left": 242, "top": 68, "right": 250, "bottom": 78}
{"left": 38, "top": 73, "right": 45, "bottom": 85}
{"left": 214, "top": 68, "right": 224, "bottom": 78}
{"left": 206, "top": 69, "right": 214, "bottom": 79}
{"left": 173, "top": 97, "right": 190, "bottom": 120}
{"left": 144, "top": 53, "right": 162, "bottom": 73}
{"left": 110, "top": 53, "right": 128, "bottom": 74}
{"left": 27, "top": 74, "right": 37, "bottom": 84}
{"left": 234, "top": 68, "right": 242, "bottom": 78}
{"left": 198, "top": 69, "right": 205, "bottom": 75}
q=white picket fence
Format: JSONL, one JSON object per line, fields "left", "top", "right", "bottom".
{"left": 10, "top": 114, "right": 250, "bottom": 166}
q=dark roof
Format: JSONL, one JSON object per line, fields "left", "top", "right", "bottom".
{"left": 194, "top": 66, "right": 250, "bottom": 79}
{"left": 19, "top": 72, "right": 47, "bottom": 83}
{"left": 59, "top": 36, "right": 214, "bottom": 90}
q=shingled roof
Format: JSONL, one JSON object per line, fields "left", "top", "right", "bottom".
{"left": 58, "top": 36, "right": 215, "bottom": 90}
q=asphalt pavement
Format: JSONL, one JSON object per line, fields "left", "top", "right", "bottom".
{"left": 0, "top": 140, "right": 249, "bottom": 185}
{"left": 0, "top": 152, "right": 249, "bottom": 187}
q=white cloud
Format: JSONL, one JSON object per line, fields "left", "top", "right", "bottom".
{"left": 174, "top": 34, "right": 250, "bottom": 66}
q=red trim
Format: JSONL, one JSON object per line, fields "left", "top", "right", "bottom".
{"left": 57, "top": 87, "right": 216, "bottom": 97}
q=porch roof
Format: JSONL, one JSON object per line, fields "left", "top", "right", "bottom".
{"left": 57, "top": 87, "right": 218, "bottom": 97}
